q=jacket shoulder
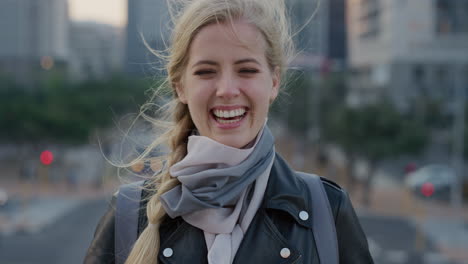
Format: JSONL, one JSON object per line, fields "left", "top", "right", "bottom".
{"left": 293, "top": 173, "right": 373, "bottom": 262}
{"left": 84, "top": 195, "right": 116, "bottom": 264}
{"left": 318, "top": 177, "right": 374, "bottom": 262}
{"left": 318, "top": 177, "right": 346, "bottom": 221}
{"left": 293, "top": 171, "right": 346, "bottom": 221}
{"left": 320, "top": 177, "right": 343, "bottom": 192}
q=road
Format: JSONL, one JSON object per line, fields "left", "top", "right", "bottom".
{"left": 0, "top": 198, "right": 461, "bottom": 264}
{"left": 360, "top": 213, "right": 459, "bottom": 264}
{"left": 0, "top": 198, "right": 109, "bottom": 264}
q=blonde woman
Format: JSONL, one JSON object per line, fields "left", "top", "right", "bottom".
{"left": 85, "top": 0, "right": 373, "bottom": 263}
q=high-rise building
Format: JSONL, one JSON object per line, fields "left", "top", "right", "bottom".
{"left": 0, "top": 0, "right": 69, "bottom": 83}
{"left": 125, "top": 0, "right": 168, "bottom": 76}
{"left": 69, "top": 22, "right": 124, "bottom": 81}
{"left": 347, "top": 0, "right": 468, "bottom": 110}
{"left": 289, "top": 0, "right": 347, "bottom": 71}
{"left": 328, "top": 0, "right": 347, "bottom": 66}
{"left": 290, "top": 0, "right": 326, "bottom": 55}
{"left": 125, "top": 0, "right": 347, "bottom": 75}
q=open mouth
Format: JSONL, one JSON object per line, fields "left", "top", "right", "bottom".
{"left": 211, "top": 107, "right": 248, "bottom": 124}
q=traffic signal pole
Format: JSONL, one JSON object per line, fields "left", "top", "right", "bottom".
{"left": 451, "top": 63, "right": 464, "bottom": 211}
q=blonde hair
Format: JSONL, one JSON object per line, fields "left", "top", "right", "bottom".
{"left": 124, "top": 0, "right": 294, "bottom": 263}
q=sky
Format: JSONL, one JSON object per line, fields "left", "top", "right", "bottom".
{"left": 68, "top": 0, "right": 127, "bottom": 27}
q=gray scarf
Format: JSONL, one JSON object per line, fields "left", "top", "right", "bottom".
{"left": 160, "top": 126, "right": 275, "bottom": 219}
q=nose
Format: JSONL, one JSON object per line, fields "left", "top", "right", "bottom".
{"left": 215, "top": 72, "right": 240, "bottom": 99}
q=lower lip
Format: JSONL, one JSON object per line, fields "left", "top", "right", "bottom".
{"left": 211, "top": 112, "right": 247, "bottom": 129}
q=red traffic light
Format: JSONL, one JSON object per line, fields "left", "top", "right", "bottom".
{"left": 40, "top": 150, "right": 54, "bottom": 165}
{"left": 421, "top": 182, "right": 434, "bottom": 197}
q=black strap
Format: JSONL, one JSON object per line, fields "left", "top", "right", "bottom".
{"left": 115, "top": 180, "right": 144, "bottom": 264}
{"left": 296, "top": 172, "right": 339, "bottom": 264}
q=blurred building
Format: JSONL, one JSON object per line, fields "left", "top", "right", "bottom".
{"left": 125, "top": 0, "right": 347, "bottom": 75}
{"left": 289, "top": 0, "right": 347, "bottom": 72}
{"left": 125, "top": 0, "right": 169, "bottom": 76}
{"left": 347, "top": 0, "right": 468, "bottom": 110}
{"left": 0, "top": 0, "right": 69, "bottom": 84}
{"left": 328, "top": 0, "right": 348, "bottom": 66}
{"left": 290, "top": 0, "right": 327, "bottom": 56}
{"left": 69, "top": 22, "right": 124, "bottom": 81}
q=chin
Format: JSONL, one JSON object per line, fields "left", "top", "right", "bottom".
{"left": 214, "top": 134, "right": 254, "bottom": 149}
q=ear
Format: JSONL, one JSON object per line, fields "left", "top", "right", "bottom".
{"left": 270, "top": 66, "right": 280, "bottom": 103}
{"left": 175, "top": 82, "right": 187, "bottom": 104}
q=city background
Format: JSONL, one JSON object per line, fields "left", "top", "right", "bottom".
{"left": 0, "top": 0, "right": 467, "bottom": 263}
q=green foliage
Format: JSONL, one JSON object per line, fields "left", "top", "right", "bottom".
{"left": 272, "top": 72, "right": 318, "bottom": 132}
{"left": 410, "top": 98, "right": 452, "bottom": 129}
{"left": 323, "top": 102, "right": 429, "bottom": 161}
{"left": 462, "top": 107, "right": 468, "bottom": 160}
{"left": 280, "top": 71, "right": 314, "bottom": 134}
{"left": 271, "top": 69, "right": 428, "bottom": 159}
{"left": 320, "top": 72, "right": 347, "bottom": 108}
{"left": 0, "top": 74, "right": 152, "bottom": 144}
{"left": 270, "top": 71, "right": 348, "bottom": 137}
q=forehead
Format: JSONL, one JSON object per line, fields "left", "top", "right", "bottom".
{"left": 188, "top": 20, "right": 267, "bottom": 63}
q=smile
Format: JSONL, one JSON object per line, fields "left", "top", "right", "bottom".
{"left": 211, "top": 107, "right": 248, "bottom": 125}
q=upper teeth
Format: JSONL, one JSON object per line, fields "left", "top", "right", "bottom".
{"left": 213, "top": 108, "right": 246, "bottom": 118}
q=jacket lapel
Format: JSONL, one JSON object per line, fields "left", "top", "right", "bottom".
{"left": 233, "top": 155, "right": 311, "bottom": 264}
{"left": 233, "top": 209, "right": 302, "bottom": 264}
{"left": 263, "top": 154, "right": 314, "bottom": 229}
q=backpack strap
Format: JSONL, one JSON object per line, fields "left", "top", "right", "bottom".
{"left": 296, "top": 172, "right": 339, "bottom": 264}
{"left": 115, "top": 180, "right": 144, "bottom": 264}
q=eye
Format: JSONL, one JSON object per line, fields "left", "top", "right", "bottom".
{"left": 240, "top": 68, "right": 259, "bottom": 74}
{"left": 194, "top": 70, "right": 216, "bottom": 75}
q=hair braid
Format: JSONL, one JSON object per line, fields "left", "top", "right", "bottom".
{"left": 125, "top": 102, "right": 194, "bottom": 264}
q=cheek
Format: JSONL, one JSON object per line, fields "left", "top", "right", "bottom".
{"left": 250, "top": 94, "right": 271, "bottom": 121}
{"left": 253, "top": 84, "right": 275, "bottom": 110}
{"left": 187, "top": 92, "right": 209, "bottom": 118}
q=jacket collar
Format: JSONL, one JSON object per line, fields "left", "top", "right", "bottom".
{"left": 262, "top": 153, "right": 314, "bottom": 229}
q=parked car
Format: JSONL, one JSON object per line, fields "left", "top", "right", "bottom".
{"left": 404, "top": 164, "right": 456, "bottom": 200}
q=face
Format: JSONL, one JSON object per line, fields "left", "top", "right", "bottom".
{"left": 176, "top": 20, "right": 280, "bottom": 148}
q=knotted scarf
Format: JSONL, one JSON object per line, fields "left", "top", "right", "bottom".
{"left": 160, "top": 124, "right": 275, "bottom": 263}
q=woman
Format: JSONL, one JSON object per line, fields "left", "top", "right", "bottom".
{"left": 85, "top": 0, "right": 374, "bottom": 263}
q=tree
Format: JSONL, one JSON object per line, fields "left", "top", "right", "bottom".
{"left": 323, "top": 101, "right": 429, "bottom": 206}
{"left": 270, "top": 71, "right": 313, "bottom": 136}
{"left": 0, "top": 74, "right": 151, "bottom": 144}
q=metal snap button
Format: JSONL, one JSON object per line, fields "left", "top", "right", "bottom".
{"left": 299, "top": 210, "right": 309, "bottom": 221}
{"left": 163, "top": 248, "right": 173, "bottom": 258}
{"left": 280, "top": 247, "right": 291, "bottom": 258}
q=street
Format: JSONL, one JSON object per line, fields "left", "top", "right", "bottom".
{"left": 0, "top": 196, "right": 462, "bottom": 264}
{"left": 360, "top": 213, "right": 459, "bottom": 264}
{"left": 0, "top": 198, "right": 109, "bottom": 264}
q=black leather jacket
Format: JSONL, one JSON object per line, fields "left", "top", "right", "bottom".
{"left": 85, "top": 154, "right": 374, "bottom": 263}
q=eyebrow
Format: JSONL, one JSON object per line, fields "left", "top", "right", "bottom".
{"left": 191, "top": 58, "right": 261, "bottom": 68}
